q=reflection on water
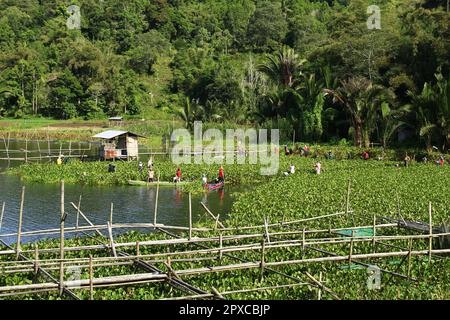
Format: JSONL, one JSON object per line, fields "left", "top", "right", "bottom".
{"left": 0, "top": 174, "right": 238, "bottom": 246}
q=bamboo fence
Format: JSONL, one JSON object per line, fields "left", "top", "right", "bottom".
{"left": 0, "top": 182, "right": 448, "bottom": 300}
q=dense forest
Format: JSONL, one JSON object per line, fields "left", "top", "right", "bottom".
{"left": 0, "top": 0, "right": 448, "bottom": 150}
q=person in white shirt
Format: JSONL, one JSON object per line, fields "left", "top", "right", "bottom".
{"left": 315, "top": 162, "right": 321, "bottom": 175}
{"left": 202, "top": 174, "right": 208, "bottom": 185}
{"left": 290, "top": 164, "right": 295, "bottom": 174}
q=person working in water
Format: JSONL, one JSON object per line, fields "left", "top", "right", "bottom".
{"left": 314, "top": 162, "right": 321, "bottom": 175}
{"left": 173, "top": 167, "right": 182, "bottom": 183}
{"left": 404, "top": 154, "right": 411, "bottom": 167}
{"left": 218, "top": 166, "right": 224, "bottom": 182}
{"left": 283, "top": 164, "right": 295, "bottom": 176}
{"left": 147, "top": 169, "right": 154, "bottom": 183}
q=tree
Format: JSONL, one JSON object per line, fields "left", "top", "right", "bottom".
{"left": 408, "top": 71, "right": 450, "bottom": 151}
{"left": 127, "top": 30, "right": 171, "bottom": 75}
{"left": 259, "top": 46, "right": 306, "bottom": 88}
{"left": 247, "top": 1, "right": 288, "bottom": 51}
{"left": 324, "top": 77, "right": 388, "bottom": 147}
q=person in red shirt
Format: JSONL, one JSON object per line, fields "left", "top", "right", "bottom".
{"left": 218, "top": 166, "right": 224, "bottom": 182}
{"left": 175, "top": 167, "right": 181, "bottom": 183}
{"left": 362, "top": 151, "right": 369, "bottom": 160}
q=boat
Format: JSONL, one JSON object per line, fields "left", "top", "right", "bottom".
{"left": 128, "top": 180, "right": 189, "bottom": 187}
{"left": 205, "top": 180, "right": 225, "bottom": 190}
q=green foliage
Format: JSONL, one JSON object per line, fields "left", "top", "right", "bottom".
{"left": 0, "top": 0, "right": 447, "bottom": 150}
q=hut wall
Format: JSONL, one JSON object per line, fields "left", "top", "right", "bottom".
{"left": 126, "top": 136, "right": 139, "bottom": 158}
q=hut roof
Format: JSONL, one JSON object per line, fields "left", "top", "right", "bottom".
{"left": 92, "top": 130, "right": 145, "bottom": 139}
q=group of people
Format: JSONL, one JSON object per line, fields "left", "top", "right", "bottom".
{"left": 202, "top": 166, "right": 225, "bottom": 185}
{"left": 284, "top": 162, "right": 321, "bottom": 176}
{"left": 138, "top": 157, "right": 155, "bottom": 182}
{"left": 138, "top": 158, "right": 225, "bottom": 185}
{"left": 284, "top": 145, "right": 311, "bottom": 157}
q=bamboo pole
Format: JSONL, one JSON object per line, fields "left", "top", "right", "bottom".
{"left": 70, "top": 202, "right": 104, "bottom": 238}
{"left": 34, "top": 244, "right": 39, "bottom": 275}
{"left": 76, "top": 195, "right": 81, "bottom": 230}
{"left": 37, "top": 137, "right": 42, "bottom": 162}
{"left": 302, "top": 228, "right": 306, "bottom": 259}
{"left": 211, "top": 287, "right": 225, "bottom": 300}
{"left": 260, "top": 238, "right": 266, "bottom": 280}
{"left": 107, "top": 222, "right": 117, "bottom": 258}
{"left": 318, "top": 272, "right": 323, "bottom": 300}
{"left": 201, "top": 202, "right": 225, "bottom": 229}
{"left": 0, "top": 202, "right": 5, "bottom": 232}
{"left": 428, "top": 202, "right": 433, "bottom": 263}
{"left": 3, "top": 226, "right": 450, "bottom": 258}
{"left": 2, "top": 133, "right": 11, "bottom": 166}
{"left": 264, "top": 217, "right": 270, "bottom": 243}
{"left": 407, "top": 238, "right": 412, "bottom": 279}
{"left": 153, "top": 174, "right": 160, "bottom": 227}
{"left": 372, "top": 214, "right": 376, "bottom": 253}
{"left": 59, "top": 180, "right": 65, "bottom": 296}
{"left": 89, "top": 255, "right": 93, "bottom": 300}
{"left": 24, "top": 134, "right": 28, "bottom": 163}
{"left": 16, "top": 186, "right": 25, "bottom": 259}
{"left": 109, "top": 203, "right": 114, "bottom": 226}
{"left": 348, "top": 234, "right": 354, "bottom": 263}
{"left": 189, "top": 193, "right": 192, "bottom": 241}
{"left": 218, "top": 234, "right": 223, "bottom": 261}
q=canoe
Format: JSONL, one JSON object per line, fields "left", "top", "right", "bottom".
{"left": 128, "top": 180, "right": 189, "bottom": 187}
{"left": 206, "top": 181, "right": 225, "bottom": 190}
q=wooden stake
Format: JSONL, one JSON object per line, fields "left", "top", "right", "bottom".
{"left": 318, "top": 272, "right": 323, "bottom": 300}
{"left": 348, "top": 233, "right": 354, "bottom": 263}
{"left": 0, "top": 202, "right": 5, "bottom": 231}
{"left": 211, "top": 287, "right": 224, "bottom": 300}
{"left": 218, "top": 234, "right": 223, "bottom": 261}
{"left": 188, "top": 193, "right": 192, "bottom": 241}
{"left": 37, "top": 138, "right": 42, "bottom": 162}
{"left": 372, "top": 215, "right": 376, "bottom": 253}
{"left": 136, "top": 241, "right": 140, "bottom": 257}
{"left": 200, "top": 202, "right": 225, "bottom": 229}
{"left": 89, "top": 255, "right": 93, "bottom": 300}
{"left": 16, "top": 186, "right": 25, "bottom": 259}
{"left": 264, "top": 217, "right": 270, "bottom": 243}
{"left": 34, "top": 244, "right": 39, "bottom": 275}
{"left": 109, "top": 203, "right": 114, "bottom": 226}
{"left": 407, "top": 239, "right": 412, "bottom": 279}
{"left": 153, "top": 174, "right": 160, "bottom": 227}
{"left": 260, "top": 238, "right": 266, "bottom": 280}
{"left": 429, "top": 202, "right": 433, "bottom": 263}
{"left": 302, "top": 228, "right": 306, "bottom": 259}
{"left": 25, "top": 134, "right": 28, "bottom": 163}
{"left": 76, "top": 195, "right": 81, "bottom": 230}
{"left": 107, "top": 222, "right": 117, "bottom": 257}
{"left": 59, "top": 181, "right": 65, "bottom": 296}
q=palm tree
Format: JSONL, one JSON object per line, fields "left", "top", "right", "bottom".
{"left": 259, "top": 46, "right": 306, "bottom": 88}
{"left": 380, "top": 102, "right": 411, "bottom": 148}
{"left": 324, "top": 77, "right": 387, "bottom": 148}
{"left": 408, "top": 72, "right": 450, "bottom": 151}
{"left": 175, "top": 97, "right": 204, "bottom": 132}
{"left": 258, "top": 46, "right": 306, "bottom": 139}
